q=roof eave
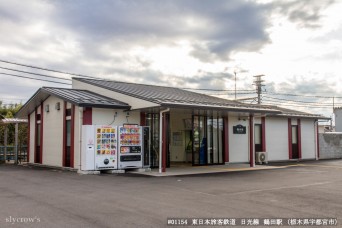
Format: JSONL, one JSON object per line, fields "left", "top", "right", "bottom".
{"left": 15, "top": 88, "right": 49, "bottom": 118}
{"left": 269, "top": 113, "right": 330, "bottom": 120}
{"left": 160, "top": 103, "right": 282, "bottom": 114}
{"left": 79, "top": 103, "right": 131, "bottom": 109}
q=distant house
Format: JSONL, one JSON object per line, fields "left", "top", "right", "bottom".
{"left": 16, "top": 78, "right": 328, "bottom": 172}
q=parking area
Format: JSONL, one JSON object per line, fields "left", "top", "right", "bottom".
{"left": 0, "top": 160, "right": 342, "bottom": 227}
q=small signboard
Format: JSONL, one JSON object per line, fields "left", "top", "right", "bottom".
{"left": 233, "top": 124, "right": 246, "bottom": 134}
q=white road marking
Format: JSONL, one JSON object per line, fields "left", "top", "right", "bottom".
{"left": 224, "top": 181, "right": 333, "bottom": 196}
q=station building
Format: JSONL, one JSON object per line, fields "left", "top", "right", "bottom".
{"left": 16, "top": 78, "right": 326, "bottom": 172}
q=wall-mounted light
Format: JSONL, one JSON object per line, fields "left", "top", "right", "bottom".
{"left": 238, "top": 116, "right": 247, "bottom": 121}
{"left": 55, "top": 102, "right": 60, "bottom": 110}
{"left": 45, "top": 104, "right": 50, "bottom": 113}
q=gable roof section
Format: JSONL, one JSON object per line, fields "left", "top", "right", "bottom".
{"left": 16, "top": 87, "right": 130, "bottom": 118}
{"left": 73, "top": 78, "right": 281, "bottom": 113}
{"left": 42, "top": 87, "right": 129, "bottom": 108}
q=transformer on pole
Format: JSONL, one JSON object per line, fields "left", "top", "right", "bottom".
{"left": 253, "top": 75, "right": 265, "bottom": 104}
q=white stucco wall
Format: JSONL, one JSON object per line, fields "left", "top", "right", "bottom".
{"left": 254, "top": 117, "right": 261, "bottom": 125}
{"left": 229, "top": 115, "right": 249, "bottom": 163}
{"left": 72, "top": 79, "right": 159, "bottom": 110}
{"left": 301, "top": 119, "right": 316, "bottom": 159}
{"left": 42, "top": 96, "right": 64, "bottom": 166}
{"left": 29, "top": 111, "right": 35, "bottom": 163}
{"left": 266, "top": 117, "right": 289, "bottom": 161}
{"left": 92, "top": 108, "right": 140, "bottom": 126}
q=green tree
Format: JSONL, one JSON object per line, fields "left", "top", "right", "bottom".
{"left": 0, "top": 101, "right": 27, "bottom": 151}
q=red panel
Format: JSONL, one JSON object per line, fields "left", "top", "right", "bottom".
{"left": 249, "top": 114, "right": 254, "bottom": 167}
{"left": 40, "top": 103, "right": 43, "bottom": 164}
{"left": 223, "top": 116, "right": 229, "bottom": 163}
{"left": 34, "top": 108, "right": 37, "bottom": 163}
{"left": 288, "top": 118, "right": 292, "bottom": 159}
{"left": 162, "top": 113, "right": 167, "bottom": 172}
{"left": 83, "top": 107, "right": 92, "bottom": 125}
{"left": 27, "top": 114, "right": 30, "bottom": 162}
{"left": 70, "top": 104, "right": 75, "bottom": 168}
{"left": 261, "top": 117, "right": 266, "bottom": 152}
{"left": 297, "top": 119, "right": 302, "bottom": 159}
{"left": 140, "top": 112, "right": 146, "bottom": 126}
{"left": 62, "top": 101, "right": 67, "bottom": 167}
{"left": 316, "top": 122, "right": 320, "bottom": 159}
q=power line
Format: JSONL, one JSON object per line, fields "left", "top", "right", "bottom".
{"left": 0, "top": 72, "right": 72, "bottom": 85}
{"left": 262, "top": 103, "right": 332, "bottom": 109}
{"left": 183, "top": 88, "right": 255, "bottom": 92}
{"left": 0, "top": 59, "right": 98, "bottom": 79}
{"left": 266, "top": 91, "right": 342, "bottom": 99}
{"left": 0, "top": 97, "right": 26, "bottom": 101}
{"left": 262, "top": 99, "right": 335, "bottom": 108}
{"left": 0, "top": 66, "right": 72, "bottom": 81}
{"left": 263, "top": 96, "right": 340, "bottom": 105}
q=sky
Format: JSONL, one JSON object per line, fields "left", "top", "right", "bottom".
{"left": 0, "top": 0, "right": 341, "bottom": 118}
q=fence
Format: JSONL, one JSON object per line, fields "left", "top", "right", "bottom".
{"left": 0, "top": 146, "right": 27, "bottom": 163}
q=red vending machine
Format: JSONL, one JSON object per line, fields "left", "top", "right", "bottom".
{"left": 118, "top": 124, "right": 143, "bottom": 169}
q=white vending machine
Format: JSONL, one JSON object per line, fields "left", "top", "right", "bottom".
{"left": 118, "top": 124, "right": 143, "bottom": 169}
{"left": 81, "top": 125, "right": 118, "bottom": 171}
{"left": 81, "top": 125, "right": 96, "bottom": 171}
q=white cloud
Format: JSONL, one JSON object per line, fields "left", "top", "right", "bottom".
{"left": 0, "top": 0, "right": 340, "bottom": 117}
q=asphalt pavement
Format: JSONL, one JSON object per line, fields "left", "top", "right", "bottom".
{"left": 0, "top": 160, "right": 342, "bottom": 228}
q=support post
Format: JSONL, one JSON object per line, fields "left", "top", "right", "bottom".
{"left": 159, "top": 108, "right": 170, "bottom": 173}
{"left": 15, "top": 123, "right": 18, "bottom": 164}
{"left": 249, "top": 114, "right": 255, "bottom": 167}
{"left": 4, "top": 126, "right": 7, "bottom": 162}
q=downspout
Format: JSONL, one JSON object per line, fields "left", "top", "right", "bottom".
{"left": 79, "top": 107, "right": 83, "bottom": 171}
{"left": 314, "top": 119, "right": 319, "bottom": 160}
{"left": 159, "top": 108, "right": 170, "bottom": 174}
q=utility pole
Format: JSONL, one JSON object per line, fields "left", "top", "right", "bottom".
{"left": 234, "top": 71, "right": 237, "bottom": 100}
{"left": 332, "top": 96, "right": 335, "bottom": 130}
{"left": 253, "top": 75, "right": 265, "bottom": 104}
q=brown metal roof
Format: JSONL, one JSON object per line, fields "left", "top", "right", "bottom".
{"left": 42, "top": 87, "right": 130, "bottom": 108}
{"left": 15, "top": 87, "right": 130, "bottom": 118}
{"left": 73, "top": 78, "right": 281, "bottom": 113}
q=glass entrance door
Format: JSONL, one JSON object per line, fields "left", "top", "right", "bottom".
{"left": 192, "top": 114, "right": 224, "bottom": 166}
{"left": 145, "top": 114, "right": 159, "bottom": 168}
{"left": 193, "top": 116, "right": 206, "bottom": 165}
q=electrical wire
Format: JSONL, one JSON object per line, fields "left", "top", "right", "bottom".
{"left": 0, "top": 66, "right": 71, "bottom": 81}
{"left": 261, "top": 99, "right": 336, "bottom": 108}
{"left": 266, "top": 91, "right": 342, "bottom": 99}
{"left": 0, "top": 59, "right": 98, "bottom": 79}
{"left": 183, "top": 88, "right": 255, "bottom": 92}
{"left": 262, "top": 96, "right": 341, "bottom": 105}
{"left": 0, "top": 72, "right": 72, "bottom": 85}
